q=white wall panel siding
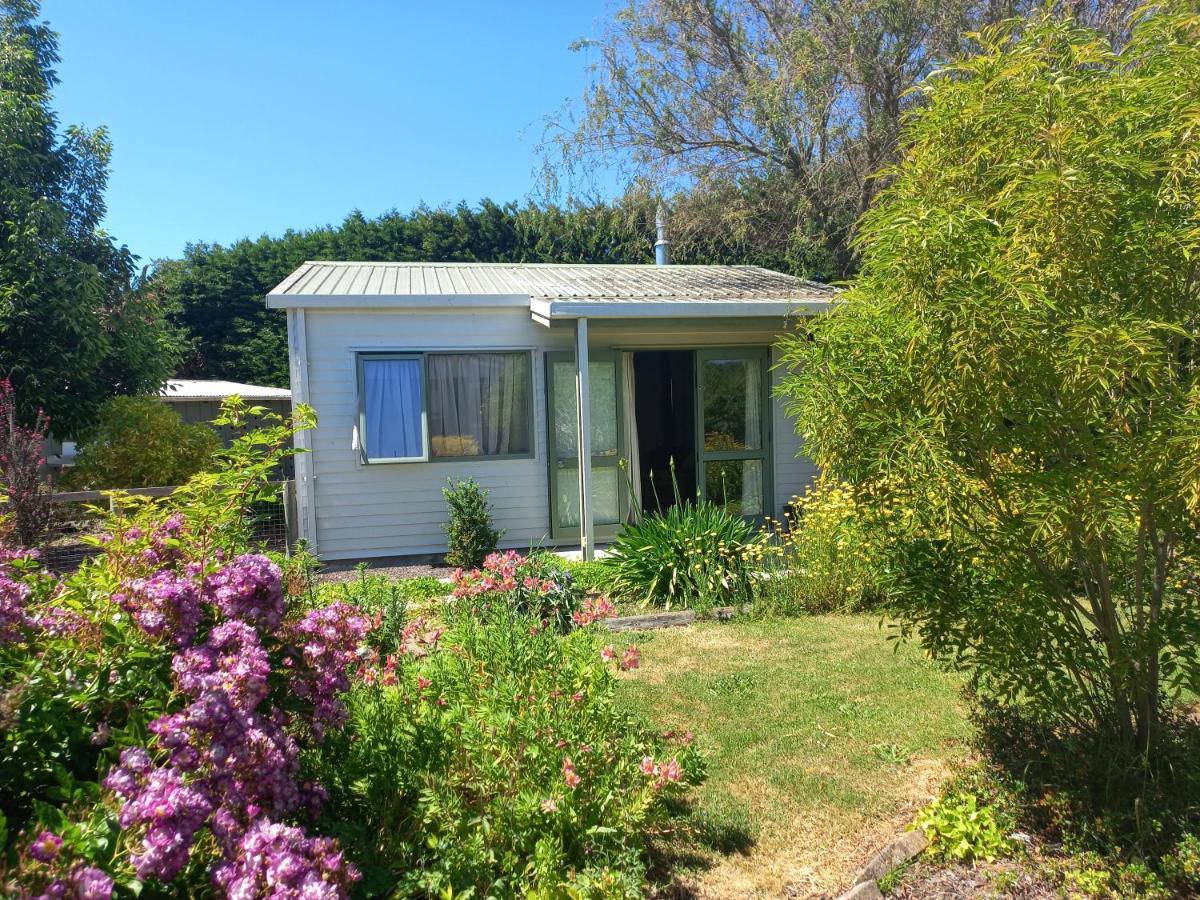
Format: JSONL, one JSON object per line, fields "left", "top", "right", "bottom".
{"left": 771, "top": 345, "right": 819, "bottom": 516}
{"left": 300, "top": 307, "right": 817, "bottom": 561}
{"left": 303, "top": 308, "right": 568, "bottom": 560}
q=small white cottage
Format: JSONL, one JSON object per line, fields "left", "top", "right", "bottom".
{"left": 267, "top": 256, "right": 834, "bottom": 562}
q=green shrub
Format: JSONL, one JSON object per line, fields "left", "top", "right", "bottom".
{"left": 1161, "top": 833, "right": 1200, "bottom": 894}
{"left": 441, "top": 477, "right": 502, "bottom": 568}
{"left": 307, "top": 605, "right": 704, "bottom": 897}
{"left": 915, "top": 791, "right": 1014, "bottom": 863}
{"left": 775, "top": 5, "right": 1200, "bottom": 758}
{"left": 451, "top": 549, "right": 592, "bottom": 634}
{"left": 63, "top": 395, "right": 220, "bottom": 489}
{"left": 603, "top": 498, "right": 755, "bottom": 610}
{"left": 751, "top": 479, "right": 885, "bottom": 615}
{"left": 548, "top": 556, "right": 613, "bottom": 595}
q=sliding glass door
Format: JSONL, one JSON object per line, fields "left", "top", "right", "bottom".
{"left": 546, "top": 350, "right": 627, "bottom": 541}
{"left": 695, "top": 348, "right": 772, "bottom": 520}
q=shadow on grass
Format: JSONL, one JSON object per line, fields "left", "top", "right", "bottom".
{"left": 970, "top": 697, "right": 1200, "bottom": 871}
{"left": 647, "top": 796, "right": 758, "bottom": 895}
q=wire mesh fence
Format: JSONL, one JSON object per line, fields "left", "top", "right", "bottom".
{"left": 36, "top": 481, "right": 296, "bottom": 572}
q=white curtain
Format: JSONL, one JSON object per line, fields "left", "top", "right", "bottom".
{"left": 427, "top": 353, "right": 530, "bottom": 456}
{"left": 363, "top": 357, "right": 423, "bottom": 458}
{"left": 621, "top": 352, "right": 642, "bottom": 513}
{"left": 743, "top": 360, "right": 763, "bottom": 513}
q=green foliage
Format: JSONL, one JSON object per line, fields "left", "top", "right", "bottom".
{"left": 750, "top": 479, "right": 885, "bottom": 616}
{"left": 441, "top": 477, "right": 502, "bottom": 568}
{"left": 307, "top": 605, "right": 704, "bottom": 897}
{"left": 0, "top": 1, "right": 178, "bottom": 435}
{"left": 603, "top": 497, "right": 756, "bottom": 610}
{"left": 61, "top": 396, "right": 220, "bottom": 489}
{"left": 153, "top": 199, "right": 665, "bottom": 386}
{"left": 552, "top": 0, "right": 1135, "bottom": 282}
{"left": 915, "top": 792, "right": 1014, "bottom": 863}
{"left": 1161, "top": 833, "right": 1200, "bottom": 894}
{"left": 548, "top": 556, "right": 614, "bottom": 595}
{"left": 777, "top": 4, "right": 1200, "bottom": 753}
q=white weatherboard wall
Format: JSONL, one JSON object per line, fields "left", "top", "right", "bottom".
{"left": 304, "top": 307, "right": 566, "bottom": 561}
{"left": 299, "top": 307, "right": 818, "bottom": 561}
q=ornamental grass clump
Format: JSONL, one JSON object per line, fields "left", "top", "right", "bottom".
{"left": 309, "top": 603, "right": 704, "bottom": 897}
{"left": 603, "top": 498, "right": 757, "bottom": 610}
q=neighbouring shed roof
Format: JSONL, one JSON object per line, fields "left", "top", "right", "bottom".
{"left": 265, "top": 261, "right": 834, "bottom": 319}
{"left": 160, "top": 380, "right": 291, "bottom": 401}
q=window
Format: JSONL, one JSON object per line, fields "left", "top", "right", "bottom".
{"left": 360, "top": 355, "right": 426, "bottom": 462}
{"left": 358, "top": 352, "right": 532, "bottom": 463}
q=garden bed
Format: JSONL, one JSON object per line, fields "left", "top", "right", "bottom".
{"left": 614, "top": 616, "right": 971, "bottom": 897}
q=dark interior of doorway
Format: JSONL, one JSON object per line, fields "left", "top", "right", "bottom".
{"left": 632, "top": 351, "right": 696, "bottom": 513}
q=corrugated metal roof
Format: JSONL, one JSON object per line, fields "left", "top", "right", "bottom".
{"left": 160, "top": 380, "right": 291, "bottom": 401}
{"left": 269, "top": 261, "right": 831, "bottom": 302}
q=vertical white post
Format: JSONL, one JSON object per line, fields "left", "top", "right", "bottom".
{"left": 575, "top": 317, "right": 594, "bottom": 561}
{"left": 286, "top": 308, "right": 318, "bottom": 550}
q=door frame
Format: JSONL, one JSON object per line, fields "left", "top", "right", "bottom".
{"left": 545, "top": 350, "right": 629, "bottom": 542}
{"left": 694, "top": 346, "right": 774, "bottom": 522}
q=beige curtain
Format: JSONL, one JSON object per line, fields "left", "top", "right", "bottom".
{"left": 427, "top": 353, "right": 530, "bottom": 456}
{"left": 622, "top": 352, "right": 642, "bottom": 513}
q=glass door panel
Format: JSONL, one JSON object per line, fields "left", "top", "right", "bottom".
{"left": 546, "top": 351, "right": 626, "bottom": 539}
{"left": 696, "top": 348, "right": 771, "bottom": 521}
{"left": 700, "top": 358, "right": 763, "bottom": 453}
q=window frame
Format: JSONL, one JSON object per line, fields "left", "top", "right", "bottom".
{"left": 356, "top": 353, "right": 429, "bottom": 464}
{"left": 356, "top": 350, "right": 536, "bottom": 465}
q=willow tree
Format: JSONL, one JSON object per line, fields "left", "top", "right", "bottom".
{"left": 777, "top": 4, "right": 1200, "bottom": 755}
{"left": 548, "top": 0, "right": 1139, "bottom": 280}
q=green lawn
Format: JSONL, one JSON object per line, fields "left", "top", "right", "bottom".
{"left": 615, "top": 615, "right": 972, "bottom": 898}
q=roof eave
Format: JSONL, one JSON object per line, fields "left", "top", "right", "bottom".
{"left": 265, "top": 293, "right": 532, "bottom": 310}
{"left": 528, "top": 298, "right": 834, "bottom": 322}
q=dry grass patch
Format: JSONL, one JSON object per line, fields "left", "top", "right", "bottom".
{"left": 617, "top": 615, "right": 971, "bottom": 898}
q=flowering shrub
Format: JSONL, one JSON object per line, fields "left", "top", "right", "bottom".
{"left": 0, "top": 378, "right": 52, "bottom": 548}
{"left": 750, "top": 478, "right": 886, "bottom": 615}
{"left": 0, "top": 398, "right": 375, "bottom": 898}
{"left": 310, "top": 603, "right": 704, "bottom": 897}
{"left": 452, "top": 550, "right": 587, "bottom": 633}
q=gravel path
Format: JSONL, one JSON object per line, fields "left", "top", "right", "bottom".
{"left": 317, "top": 563, "right": 455, "bottom": 584}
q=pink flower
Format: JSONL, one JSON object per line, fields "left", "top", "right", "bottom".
{"left": 640, "top": 756, "right": 655, "bottom": 776}
{"left": 570, "top": 692, "right": 584, "bottom": 703}
{"left": 662, "top": 758, "right": 683, "bottom": 783}
{"left": 562, "top": 757, "right": 581, "bottom": 789}
{"left": 29, "top": 830, "right": 62, "bottom": 862}
{"left": 600, "top": 645, "right": 617, "bottom": 662}
{"left": 540, "top": 798, "right": 558, "bottom": 813}
{"left": 416, "top": 675, "right": 432, "bottom": 692}
{"left": 620, "top": 646, "right": 641, "bottom": 671}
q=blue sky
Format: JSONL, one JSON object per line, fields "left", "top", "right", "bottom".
{"left": 43, "top": 1, "right": 614, "bottom": 263}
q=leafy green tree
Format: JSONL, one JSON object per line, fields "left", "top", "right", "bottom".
{"left": 63, "top": 396, "right": 220, "bottom": 489}
{"left": 549, "top": 0, "right": 1138, "bottom": 280}
{"left": 0, "top": 1, "right": 178, "bottom": 435}
{"left": 778, "top": 4, "right": 1200, "bottom": 754}
{"left": 154, "top": 198, "right": 668, "bottom": 387}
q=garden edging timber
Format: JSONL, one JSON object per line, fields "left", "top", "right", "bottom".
{"left": 605, "top": 606, "right": 741, "bottom": 631}
{"left": 834, "top": 830, "right": 928, "bottom": 900}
